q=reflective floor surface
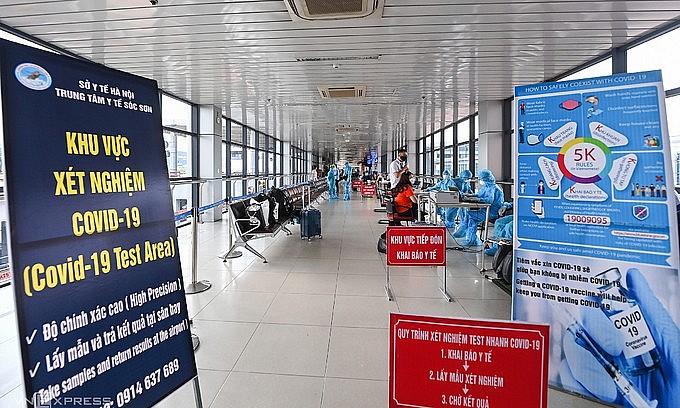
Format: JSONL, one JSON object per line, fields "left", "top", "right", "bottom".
{"left": 0, "top": 193, "right": 611, "bottom": 407}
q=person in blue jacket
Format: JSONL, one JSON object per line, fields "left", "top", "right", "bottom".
{"left": 343, "top": 162, "right": 352, "bottom": 200}
{"left": 483, "top": 204, "right": 513, "bottom": 255}
{"left": 426, "top": 169, "right": 458, "bottom": 225}
{"left": 451, "top": 169, "right": 473, "bottom": 229}
{"left": 458, "top": 168, "right": 505, "bottom": 247}
{"left": 327, "top": 164, "right": 338, "bottom": 199}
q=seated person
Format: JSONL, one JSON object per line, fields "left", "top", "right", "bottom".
{"left": 362, "top": 171, "right": 372, "bottom": 183}
{"left": 454, "top": 169, "right": 505, "bottom": 247}
{"left": 426, "top": 169, "right": 457, "bottom": 226}
{"left": 484, "top": 203, "right": 513, "bottom": 255}
{"left": 391, "top": 171, "right": 417, "bottom": 224}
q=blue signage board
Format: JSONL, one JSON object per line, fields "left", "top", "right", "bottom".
{"left": 513, "top": 71, "right": 680, "bottom": 407}
{"left": 0, "top": 39, "right": 197, "bottom": 407}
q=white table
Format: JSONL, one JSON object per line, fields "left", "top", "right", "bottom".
{"left": 427, "top": 196, "right": 492, "bottom": 272}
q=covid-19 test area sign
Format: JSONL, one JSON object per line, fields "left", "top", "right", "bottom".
{"left": 0, "top": 38, "right": 197, "bottom": 407}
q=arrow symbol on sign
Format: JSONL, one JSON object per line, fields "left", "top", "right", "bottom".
{"left": 463, "top": 385, "right": 469, "bottom": 395}
{"left": 463, "top": 361, "right": 469, "bottom": 371}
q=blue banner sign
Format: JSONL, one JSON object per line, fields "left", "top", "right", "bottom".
{"left": 0, "top": 39, "right": 197, "bottom": 407}
{"left": 513, "top": 71, "right": 680, "bottom": 408}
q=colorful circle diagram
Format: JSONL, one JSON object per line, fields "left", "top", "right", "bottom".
{"left": 557, "top": 137, "right": 612, "bottom": 183}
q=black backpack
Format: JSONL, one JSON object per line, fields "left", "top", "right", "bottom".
{"left": 377, "top": 231, "right": 387, "bottom": 253}
{"left": 269, "top": 187, "right": 293, "bottom": 221}
{"left": 492, "top": 242, "right": 513, "bottom": 283}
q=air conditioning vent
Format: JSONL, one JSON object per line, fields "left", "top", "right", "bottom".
{"left": 284, "top": 0, "right": 384, "bottom": 21}
{"left": 318, "top": 86, "right": 366, "bottom": 99}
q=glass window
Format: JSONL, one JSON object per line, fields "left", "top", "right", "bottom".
{"left": 163, "top": 129, "right": 192, "bottom": 178}
{"left": 246, "top": 128, "right": 256, "bottom": 147}
{"left": 666, "top": 95, "right": 680, "bottom": 183}
{"left": 230, "top": 145, "right": 243, "bottom": 176}
{"left": 433, "top": 150, "right": 441, "bottom": 175}
{"left": 247, "top": 148, "right": 256, "bottom": 175}
{"left": 457, "top": 143, "right": 469, "bottom": 175}
{"left": 162, "top": 94, "right": 192, "bottom": 132}
{"left": 258, "top": 151, "right": 266, "bottom": 174}
{"left": 628, "top": 28, "right": 680, "bottom": 90}
{"left": 444, "top": 147, "right": 454, "bottom": 172}
{"left": 417, "top": 153, "right": 424, "bottom": 174}
{"left": 246, "top": 179, "right": 256, "bottom": 195}
{"left": 268, "top": 153, "right": 275, "bottom": 174}
{"left": 433, "top": 131, "right": 441, "bottom": 149}
{"left": 457, "top": 119, "right": 470, "bottom": 143}
{"left": 171, "top": 185, "right": 191, "bottom": 214}
{"left": 559, "top": 58, "right": 612, "bottom": 82}
{"left": 474, "top": 143, "right": 479, "bottom": 175}
{"left": 231, "top": 122, "right": 244, "bottom": 144}
{"left": 425, "top": 151, "right": 431, "bottom": 175}
{"left": 259, "top": 133, "right": 267, "bottom": 150}
{"left": 444, "top": 126, "right": 454, "bottom": 146}
{"left": 474, "top": 115, "right": 479, "bottom": 139}
{"left": 232, "top": 181, "right": 244, "bottom": 198}
{"left": 425, "top": 135, "right": 431, "bottom": 152}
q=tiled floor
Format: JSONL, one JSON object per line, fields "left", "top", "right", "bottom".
{"left": 0, "top": 193, "right": 611, "bottom": 407}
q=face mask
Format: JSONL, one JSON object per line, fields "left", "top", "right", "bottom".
{"left": 399, "top": 155, "right": 407, "bottom": 161}
{"left": 443, "top": 174, "right": 450, "bottom": 179}
{"left": 527, "top": 133, "right": 542, "bottom": 146}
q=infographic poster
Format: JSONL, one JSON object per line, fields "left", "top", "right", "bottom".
{"left": 0, "top": 39, "right": 197, "bottom": 407}
{"left": 513, "top": 71, "right": 680, "bottom": 408}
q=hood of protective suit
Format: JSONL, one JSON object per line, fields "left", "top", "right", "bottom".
{"left": 478, "top": 169, "right": 496, "bottom": 184}
{"left": 442, "top": 169, "right": 451, "bottom": 178}
{"left": 458, "top": 169, "right": 472, "bottom": 180}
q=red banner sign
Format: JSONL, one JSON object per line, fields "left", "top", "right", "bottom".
{"left": 352, "top": 179, "right": 363, "bottom": 189}
{"left": 361, "top": 183, "right": 376, "bottom": 196}
{"left": 389, "top": 314, "right": 549, "bottom": 408}
{"left": 387, "top": 226, "right": 446, "bottom": 266}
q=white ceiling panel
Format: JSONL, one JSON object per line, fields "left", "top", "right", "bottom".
{"left": 1, "top": 0, "right": 679, "bottom": 162}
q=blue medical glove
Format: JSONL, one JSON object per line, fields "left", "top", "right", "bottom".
{"left": 560, "top": 306, "right": 623, "bottom": 402}
{"left": 627, "top": 269, "right": 680, "bottom": 408}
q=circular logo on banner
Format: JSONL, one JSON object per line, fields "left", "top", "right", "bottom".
{"left": 558, "top": 137, "right": 612, "bottom": 184}
{"left": 14, "top": 63, "right": 52, "bottom": 90}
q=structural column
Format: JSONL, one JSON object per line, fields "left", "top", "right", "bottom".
{"left": 477, "top": 100, "right": 504, "bottom": 178}
{"left": 198, "top": 104, "right": 223, "bottom": 222}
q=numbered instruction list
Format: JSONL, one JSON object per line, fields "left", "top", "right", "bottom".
{"left": 389, "top": 314, "right": 549, "bottom": 408}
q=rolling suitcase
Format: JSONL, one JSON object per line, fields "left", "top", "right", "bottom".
{"left": 300, "top": 208, "right": 322, "bottom": 240}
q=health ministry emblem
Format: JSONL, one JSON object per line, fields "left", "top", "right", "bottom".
{"left": 15, "top": 62, "right": 52, "bottom": 90}
{"left": 633, "top": 205, "right": 649, "bottom": 221}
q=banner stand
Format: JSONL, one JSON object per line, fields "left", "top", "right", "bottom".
{"left": 438, "top": 265, "right": 453, "bottom": 302}
{"left": 192, "top": 376, "right": 204, "bottom": 408}
{"left": 385, "top": 266, "right": 394, "bottom": 301}
{"left": 185, "top": 206, "right": 212, "bottom": 294}
{"left": 385, "top": 226, "right": 448, "bottom": 302}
